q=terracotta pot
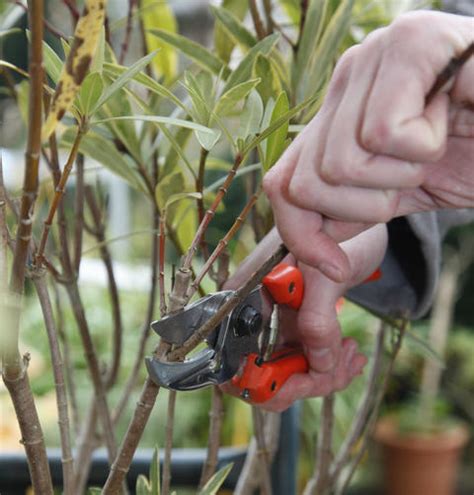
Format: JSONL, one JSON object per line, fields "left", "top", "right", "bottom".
{"left": 374, "top": 416, "right": 470, "bottom": 495}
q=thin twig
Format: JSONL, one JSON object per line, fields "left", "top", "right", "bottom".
{"left": 336, "top": 321, "right": 407, "bottom": 494}
{"left": 186, "top": 187, "right": 261, "bottom": 301}
{"left": 304, "top": 394, "right": 335, "bottom": 495}
{"left": 12, "top": 0, "right": 67, "bottom": 39}
{"left": 329, "top": 322, "right": 386, "bottom": 485}
{"left": 62, "top": 0, "right": 80, "bottom": 25}
{"left": 53, "top": 283, "right": 81, "bottom": 436}
{"left": 120, "top": 0, "right": 138, "bottom": 64}
{"left": 84, "top": 186, "right": 123, "bottom": 388}
{"left": 199, "top": 387, "right": 225, "bottom": 489}
{"left": 34, "top": 276, "right": 75, "bottom": 495}
{"left": 162, "top": 390, "right": 177, "bottom": 495}
{"left": 36, "top": 126, "right": 84, "bottom": 267}
{"left": 73, "top": 154, "right": 85, "bottom": 274}
{"left": 181, "top": 152, "right": 244, "bottom": 273}
{"left": 249, "top": 0, "right": 267, "bottom": 40}
{"left": 252, "top": 407, "right": 272, "bottom": 495}
{"left": 262, "top": 0, "right": 274, "bottom": 34}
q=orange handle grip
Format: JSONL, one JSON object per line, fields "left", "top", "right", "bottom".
{"left": 231, "top": 349, "right": 309, "bottom": 404}
{"left": 262, "top": 263, "right": 304, "bottom": 310}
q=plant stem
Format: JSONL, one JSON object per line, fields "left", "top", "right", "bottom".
{"left": 199, "top": 387, "right": 225, "bottom": 489}
{"left": 162, "top": 390, "right": 177, "bottom": 495}
{"left": 2, "top": 1, "right": 54, "bottom": 492}
{"left": 249, "top": 0, "right": 267, "bottom": 39}
{"left": 36, "top": 126, "right": 84, "bottom": 267}
{"left": 329, "top": 321, "right": 386, "bottom": 485}
{"left": 73, "top": 154, "right": 85, "bottom": 274}
{"left": 119, "top": 0, "right": 138, "bottom": 64}
{"left": 304, "top": 394, "right": 335, "bottom": 495}
{"left": 252, "top": 407, "right": 272, "bottom": 495}
{"left": 34, "top": 276, "right": 75, "bottom": 495}
{"left": 186, "top": 187, "right": 261, "bottom": 300}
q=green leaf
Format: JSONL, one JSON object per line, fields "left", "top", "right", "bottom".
{"left": 252, "top": 53, "right": 282, "bottom": 104}
{"left": 103, "top": 62, "right": 187, "bottom": 112}
{"left": 238, "top": 89, "right": 264, "bottom": 139}
{"left": 41, "top": 39, "right": 63, "bottom": 85}
{"left": 150, "top": 447, "right": 160, "bottom": 495}
{"left": 149, "top": 28, "right": 230, "bottom": 78}
{"left": 136, "top": 474, "right": 152, "bottom": 495}
{"left": 92, "top": 115, "right": 219, "bottom": 137}
{"left": 211, "top": 5, "right": 257, "bottom": 52}
{"left": 78, "top": 72, "right": 103, "bottom": 116}
{"left": 155, "top": 170, "right": 186, "bottom": 211}
{"left": 174, "top": 200, "right": 198, "bottom": 252}
{"left": 242, "top": 92, "right": 320, "bottom": 157}
{"left": 165, "top": 191, "right": 202, "bottom": 210}
{"left": 293, "top": 0, "right": 327, "bottom": 92}
{"left": 213, "top": 0, "right": 249, "bottom": 63}
{"left": 215, "top": 78, "right": 261, "bottom": 117}
{"left": 405, "top": 328, "right": 445, "bottom": 367}
{"left": 223, "top": 34, "right": 280, "bottom": 93}
{"left": 264, "top": 91, "right": 290, "bottom": 171}
{"left": 92, "top": 50, "right": 158, "bottom": 113}
{"left": 301, "top": 0, "right": 355, "bottom": 101}
{"left": 278, "top": 0, "right": 301, "bottom": 24}
{"left": 198, "top": 463, "right": 234, "bottom": 495}
{"left": 87, "top": 488, "right": 102, "bottom": 495}
{"left": 183, "top": 71, "right": 212, "bottom": 124}
{"left": 142, "top": 0, "right": 177, "bottom": 82}
{"left": 60, "top": 129, "right": 148, "bottom": 194}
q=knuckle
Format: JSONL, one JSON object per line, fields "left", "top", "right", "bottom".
{"left": 262, "top": 171, "right": 279, "bottom": 199}
{"left": 320, "top": 159, "right": 346, "bottom": 184}
{"left": 389, "top": 11, "right": 428, "bottom": 40}
{"left": 377, "top": 192, "right": 400, "bottom": 223}
{"left": 287, "top": 176, "right": 309, "bottom": 203}
{"left": 360, "top": 118, "right": 392, "bottom": 153}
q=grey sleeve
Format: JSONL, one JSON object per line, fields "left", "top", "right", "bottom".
{"left": 347, "top": 209, "right": 474, "bottom": 320}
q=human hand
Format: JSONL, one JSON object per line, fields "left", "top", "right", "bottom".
{"left": 263, "top": 11, "right": 474, "bottom": 282}
{"left": 223, "top": 223, "right": 387, "bottom": 412}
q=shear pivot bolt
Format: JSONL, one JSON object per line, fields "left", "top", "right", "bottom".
{"left": 234, "top": 305, "right": 262, "bottom": 337}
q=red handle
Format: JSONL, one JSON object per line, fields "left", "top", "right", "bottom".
{"left": 262, "top": 263, "right": 304, "bottom": 310}
{"left": 231, "top": 349, "right": 309, "bottom": 404}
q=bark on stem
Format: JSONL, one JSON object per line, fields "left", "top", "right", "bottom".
{"left": 34, "top": 276, "right": 75, "bottom": 495}
{"left": 162, "top": 390, "right": 177, "bottom": 495}
{"left": 199, "top": 387, "right": 224, "bottom": 488}
{"left": 2, "top": 1, "right": 54, "bottom": 492}
{"left": 36, "top": 126, "right": 84, "bottom": 266}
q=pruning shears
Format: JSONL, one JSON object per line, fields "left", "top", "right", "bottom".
{"left": 146, "top": 263, "right": 309, "bottom": 404}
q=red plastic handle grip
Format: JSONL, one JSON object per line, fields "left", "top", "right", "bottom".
{"left": 231, "top": 349, "right": 309, "bottom": 404}
{"left": 262, "top": 263, "right": 304, "bottom": 310}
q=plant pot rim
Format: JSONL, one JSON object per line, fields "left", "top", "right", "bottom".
{"left": 373, "top": 415, "right": 471, "bottom": 452}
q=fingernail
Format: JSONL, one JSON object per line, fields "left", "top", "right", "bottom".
{"left": 319, "top": 262, "right": 344, "bottom": 282}
{"left": 308, "top": 348, "right": 335, "bottom": 371}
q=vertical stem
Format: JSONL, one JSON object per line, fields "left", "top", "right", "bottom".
{"left": 119, "top": 0, "right": 138, "bottom": 64}
{"left": 199, "top": 387, "right": 225, "bottom": 488}
{"left": 308, "top": 395, "right": 335, "bottom": 495}
{"left": 162, "top": 390, "right": 177, "bottom": 495}
{"left": 419, "top": 256, "right": 460, "bottom": 426}
{"left": 34, "top": 276, "right": 75, "bottom": 495}
{"left": 252, "top": 407, "right": 272, "bottom": 495}
{"left": 73, "top": 154, "right": 85, "bottom": 274}
{"left": 36, "top": 126, "right": 84, "bottom": 266}
{"left": 249, "top": 0, "right": 267, "bottom": 39}
{"left": 2, "top": 1, "right": 54, "bottom": 493}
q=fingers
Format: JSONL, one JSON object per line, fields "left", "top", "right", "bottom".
{"left": 262, "top": 338, "right": 367, "bottom": 413}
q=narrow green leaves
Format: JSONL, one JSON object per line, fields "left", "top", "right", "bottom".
{"left": 211, "top": 5, "right": 257, "bottom": 52}
{"left": 92, "top": 50, "right": 157, "bottom": 113}
{"left": 293, "top": 0, "right": 327, "bottom": 92}
{"left": 198, "top": 463, "right": 234, "bottom": 495}
{"left": 238, "top": 89, "right": 264, "bottom": 141}
{"left": 141, "top": 0, "right": 177, "bottom": 82}
{"left": 149, "top": 29, "right": 231, "bottom": 78}
{"left": 215, "top": 78, "right": 260, "bottom": 117}
{"left": 78, "top": 72, "right": 103, "bottom": 116}
{"left": 263, "top": 92, "right": 290, "bottom": 171}
{"left": 300, "top": 0, "right": 355, "bottom": 101}
{"left": 223, "top": 33, "right": 280, "bottom": 93}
